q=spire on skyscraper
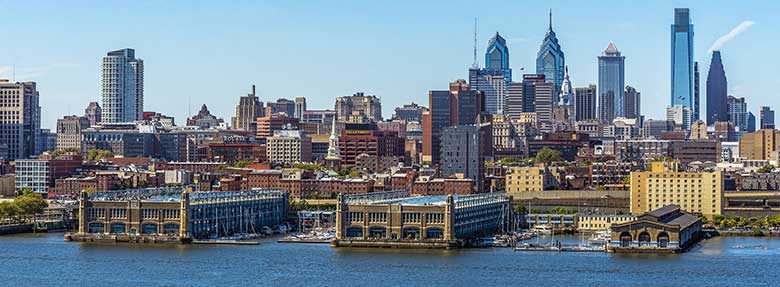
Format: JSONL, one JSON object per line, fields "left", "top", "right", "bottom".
{"left": 549, "top": 9, "right": 553, "bottom": 32}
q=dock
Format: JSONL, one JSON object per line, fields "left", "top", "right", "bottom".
{"left": 277, "top": 238, "right": 330, "bottom": 244}
{"left": 514, "top": 243, "right": 605, "bottom": 253}
{"left": 191, "top": 240, "right": 260, "bottom": 245}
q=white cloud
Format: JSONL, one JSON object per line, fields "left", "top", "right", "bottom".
{"left": 708, "top": 21, "right": 755, "bottom": 53}
{"left": 0, "top": 62, "right": 80, "bottom": 81}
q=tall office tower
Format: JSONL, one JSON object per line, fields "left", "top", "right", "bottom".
{"left": 101, "top": 48, "right": 143, "bottom": 123}
{"left": 760, "top": 106, "right": 775, "bottom": 129}
{"left": 624, "top": 86, "right": 641, "bottom": 119}
{"left": 666, "top": 105, "right": 692, "bottom": 130}
{"left": 450, "top": 79, "right": 482, "bottom": 125}
{"left": 265, "top": 98, "right": 296, "bottom": 116}
{"left": 0, "top": 80, "right": 40, "bottom": 160}
{"left": 505, "top": 74, "right": 554, "bottom": 132}
{"left": 727, "top": 95, "right": 749, "bottom": 132}
{"left": 598, "top": 42, "right": 625, "bottom": 123}
{"left": 671, "top": 8, "right": 694, "bottom": 111}
{"left": 693, "top": 61, "right": 700, "bottom": 121}
{"left": 231, "top": 85, "right": 264, "bottom": 131}
{"left": 747, "top": 112, "right": 756, "bottom": 132}
{"left": 706, "top": 51, "right": 728, "bottom": 125}
{"left": 485, "top": 32, "right": 512, "bottom": 85}
{"left": 423, "top": 90, "right": 452, "bottom": 164}
{"left": 84, "top": 102, "right": 102, "bottom": 126}
{"left": 574, "top": 85, "right": 597, "bottom": 121}
{"left": 469, "top": 67, "right": 506, "bottom": 115}
{"left": 536, "top": 10, "right": 566, "bottom": 98}
{"left": 294, "top": 97, "right": 306, "bottom": 119}
{"left": 334, "top": 92, "right": 382, "bottom": 122}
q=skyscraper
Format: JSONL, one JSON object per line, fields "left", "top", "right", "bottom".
{"left": 693, "top": 61, "right": 700, "bottom": 121}
{"left": 536, "top": 10, "right": 565, "bottom": 97}
{"left": 334, "top": 92, "right": 382, "bottom": 123}
{"left": 574, "top": 85, "right": 597, "bottom": 121}
{"left": 468, "top": 67, "right": 506, "bottom": 115}
{"left": 624, "top": 86, "right": 641, "bottom": 119}
{"left": 485, "top": 32, "right": 511, "bottom": 85}
{"left": 0, "top": 80, "right": 40, "bottom": 160}
{"left": 666, "top": 105, "right": 692, "bottom": 130}
{"left": 505, "top": 74, "right": 554, "bottom": 132}
{"left": 706, "top": 51, "right": 728, "bottom": 125}
{"left": 450, "top": 80, "right": 482, "bottom": 125}
{"left": 671, "top": 8, "right": 694, "bottom": 111}
{"left": 598, "top": 42, "right": 625, "bottom": 122}
{"left": 231, "top": 85, "right": 264, "bottom": 131}
{"left": 101, "top": 48, "right": 143, "bottom": 123}
{"left": 760, "top": 106, "right": 775, "bottom": 129}
{"left": 727, "top": 95, "right": 749, "bottom": 132}
{"left": 424, "top": 90, "right": 452, "bottom": 164}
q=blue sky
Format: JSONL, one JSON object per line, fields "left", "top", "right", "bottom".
{"left": 0, "top": 0, "right": 776, "bottom": 129}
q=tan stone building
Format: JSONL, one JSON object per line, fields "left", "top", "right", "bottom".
{"left": 577, "top": 214, "right": 636, "bottom": 232}
{"left": 630, "top": 161, "right": 722, "bottom": 219}
{"left": 56, "top": 115, "right": 90, "bottom": 150}
{"left": 739, "top": 129, "right": 780, "bottom": 160}
{"left": 505, "top": 165, "right": 557, "bottom": 193}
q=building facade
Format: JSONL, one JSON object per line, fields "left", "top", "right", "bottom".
{"left": 232, "top": 85, "right": 264, "bottom": 132}
{"left": 102, "top": 48, "right": 143, "bottom": 123}
{"left": 536, "top": 11, "right": 565, "bottom": 97}
{"left": 706, "top": 51, "right": 728, "bottom": 125}
{"left": 670, "top": 8, "right": 695, "bottom": 112}
{"left": 574, "top": 85, "right": 597, "bottom": 121}
{"left": 598, "top": 42, "right": 626, "bottom": 122}
{"left": 630, "top": 161, "right": 722, "bottom": 218}
{"left": 335, "top": 92, "right": 382, "bottom": 123}
{"left": 56, "top": 115, "right": 90, "bottom": 150}
{"left": 0, "top": 80, "right": 40, "bottom": 160}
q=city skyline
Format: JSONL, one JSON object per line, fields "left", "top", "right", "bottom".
{"left": 0, "top": 1, "right": 772, "bottom": 129}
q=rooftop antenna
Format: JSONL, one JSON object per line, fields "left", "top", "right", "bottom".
{"left": 12, "top": 64, "right": 15, "bottom": 82}
{"left": 472, "top": 17, "right": 478, "bottom": 69}
{"left": 549, "top": 9, "right": 553, "bottom": 31}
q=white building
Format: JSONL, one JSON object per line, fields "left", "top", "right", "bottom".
{"left": 101, "top": 48, "right": 144, "bottom": 123}
{"left": 266, "top": 130, "right": 312, "bottom": 164}
{"left": 666, "top": 105, "right": 691, "bottom": 130}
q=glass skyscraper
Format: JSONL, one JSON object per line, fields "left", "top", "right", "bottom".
{"left": 598, "top": 42, "right": 625, "bottom": 123}
{"left": 485, "top": 32, "right": 511, "bottom": 85}
{"left": 671, "top": 8, "right": 694, "bottom": 110}
{"left": 706, "top": 51, "right": 728, "bottom": 125}
{"left": 536, "top": 11, "right": 565, "bottom": 99}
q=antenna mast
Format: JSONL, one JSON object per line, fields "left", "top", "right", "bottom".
{"left": 472, "top": 17, "right": 478, "bottom": 68}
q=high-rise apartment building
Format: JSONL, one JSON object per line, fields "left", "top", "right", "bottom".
{"left": 706, "top": 51, "right": 728, "bottom": 125}
{"left": 266, "top": 130, "right": 312, "bottom": 164}
{"left": 468, "top": 67, "right": 506, "bottom": 115}
{"left": 232, "top": 85, "right": 264, "bottom": 131}
{"left": 423, "top": 90, "right": 452, "bottom": 164}
{"left": 671, "top": 8, "right": 695, "bottom": 111}
{"left": 0, "top": 80, "right": 40, "bottom": 160}
{"left": 727, "top": 95, "right": 749, "bottom": 132}
{"left": 101, "top": 48, "right": 143, "bottom": 123}
{"left": 450, "top": 79, "right": 482, "bottom": 125}
{"left": 598, "top": 42, "right": 625, "bottom": 122}
{"left": 392, "top": 103, "right": 427, "bottom": 122}
{"left": 574, "top": 85, "right": 597, "bottom": 121}
{"left": 536, "top": 11, "right": 566, "bottom": 97}
{"left": 440, "top": 124, "right": 491, "bottom": 192}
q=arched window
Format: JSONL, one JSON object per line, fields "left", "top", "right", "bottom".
{"left": 163, "top": 223, "right": 179, "bottom": 234}
{"left": 141, "top": 223, "right": 157, "bottom": 234}
{"left": 368, "top": 227, "right": 386, "bottom": 239}
{"left": 426, "top": 228, "right": 444, "bottom": 239}
{"left": 109, "top": 223, "right": 126, "bottom": 234}
{"left": 657, "top": 232, "right": 670, "bottom": 248}
{"left": 345, "top": 227, "right": 363, "bottom": 238}
{"left": 402, "top": 227, "right": 420, "bottom": 240}
{"left": 88, "top": 222, "right": 104, "bottom": 234}
{"left": 638, "top": 231, "right": 651, "bottom": 246}
{"left": 620, "top": 231, "right": 632, "bottom": 247}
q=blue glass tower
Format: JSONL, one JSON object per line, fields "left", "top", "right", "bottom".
{"left": 536, "top": 10, "right": 565, "bottom": 99}
{"left": 485, "top": 32, "right": 511, "bottom": 85}
{"left": 671, "top": 8, "right": 694, "bottom": 110}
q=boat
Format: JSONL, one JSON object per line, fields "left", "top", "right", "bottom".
{"left": 532, "top": 225, "right": 552, "bottom": 235}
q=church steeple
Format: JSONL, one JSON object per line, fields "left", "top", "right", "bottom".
{"left": 325, "top": 116, "right": 341, "bottom": 169}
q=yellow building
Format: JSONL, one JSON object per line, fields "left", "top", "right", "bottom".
{"left": 505, "top": 166, "right": 556, "bottom": 193}
{"left": 630, "top": 161, "right": 722, "bottom": 219}
{"left": 577, "top": 214, "right": 636, "bottom": 232}
{"left": 739, "top": 129, "right": 780, "bottom": 160}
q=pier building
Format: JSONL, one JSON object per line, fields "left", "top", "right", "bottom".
{"left": 332, "top": 191, "right": 511, "bottom": 249}
{"left": 609, "top": 205, "right": 702, "bottom": 253}
{"left": 66, "top": 187, "right": 287, "bottom": 243}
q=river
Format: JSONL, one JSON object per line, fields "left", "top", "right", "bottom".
{"left": 1, "top": 233, "right": 779, "bottom": 286}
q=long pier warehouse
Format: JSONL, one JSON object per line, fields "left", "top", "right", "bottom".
{"left": 66, "top": 187, "right": 288, "bottom": 243}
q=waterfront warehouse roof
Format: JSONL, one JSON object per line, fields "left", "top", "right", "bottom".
{"left": 89, "top": 187, "right": 287, "bottom": 203}
{"left": 370, "top": 195, "right": 450, "bottom": 206}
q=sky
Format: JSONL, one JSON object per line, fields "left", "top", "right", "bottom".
{"left": 0, "top": 0, "right": 777, "bottom": 129}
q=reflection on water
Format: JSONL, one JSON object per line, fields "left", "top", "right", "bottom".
{"left": 0, "top": 233, "right": 778, "bottom": 286}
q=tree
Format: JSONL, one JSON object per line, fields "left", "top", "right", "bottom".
{"left": 621, "top": 176, "right": 631, "bottom": 185}
{"left": 86, "top": 149, "right": 114, "bottom": 161}
{"left": 233, "top": 160, "right": 251, "bottom": 168}
{"left": 293, "top": 163, "right": 322, "bottom": 171}
{"left": 338, "top": 168, "right": 352, "bottom": 177}
{"left": 534, "top": 148, "right": 563, "bottom": 164}
{"left": 514, "top": 205, "right": 528, "bottom": 214}
{"left": 15, "top": 193, "right": 47, "bottom": 219}
{"left": 0, "top": 201, "right": 20, "bottom": 224}
{"left": 757, "top": 164, "right": 775, "bottom": 173}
